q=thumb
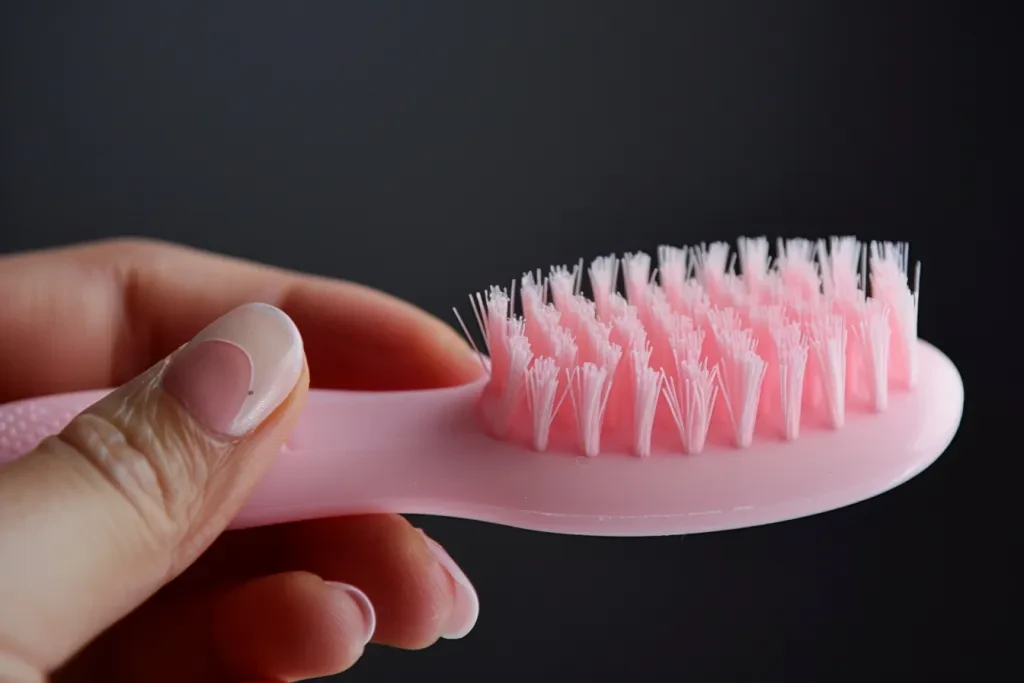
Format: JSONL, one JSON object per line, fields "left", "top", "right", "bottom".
{"left": 0, "top": 303, "right": 308, "bottom": 675}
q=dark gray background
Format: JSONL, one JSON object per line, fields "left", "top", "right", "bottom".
{"left": 1, "top": 2, "right": 1013, "bottom": 681}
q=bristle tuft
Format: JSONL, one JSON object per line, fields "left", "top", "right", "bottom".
{"left": 525, "top": 356, "right": 567, "bottom": 451}
{"left": 663, "top": 358, "right": 718, "bottom": 454}
{"left": 857, "top": 298, "right": 892, "bottom": 412}
{"left": 569, "top": 361, "right": 616, "bottom": 457}
{"left": 713, "top": 324, "right": 767, "bottom": 448}
{"left": 629, "top": 342, "right": 664, "bottom": 458}
{"left": 809, "top": 314, "right": 847, "bottom": 429}
{"left": 772, "top": 322, "right": 809, "bottom": 440}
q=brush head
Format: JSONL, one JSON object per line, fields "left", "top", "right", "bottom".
{"left": 459, "top": 236, "right": 924, "bottom": 459}
{"left": 0, "top": 235, "right": 960, "bottom": 536}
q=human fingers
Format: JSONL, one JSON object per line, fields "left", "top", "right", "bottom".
{"left": 55, "top": 517, "right": 479, "bottom": 681}
{"left": 56, "top": 572, "right": 377, "bottom": 683}
{"left": 0, "top": 303, "right": 361, "bottom": 679}
{"left": 178, "top": 514, "right": 479, "bottom": 648}
{"left": 0, "top": 238, "right": 481, "bottom": 402}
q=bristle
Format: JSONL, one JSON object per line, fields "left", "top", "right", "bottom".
{"left": 694, "top": 241, "right": 733, "bottom": 306}
{"left": 569, "top": 360, "right": 617, "bottom": 457}
{"left": 820, "top": 236, "right": 863, "bottom": 302}
{"left": 460, "top": 235, "right": 922, "bottom": 457}
{"left": 772, "top": 322, "right": 809, "bottom": 440}
{"left": 737, "top": 236, "right": 771, "bottom": 300}
{"left": 525, "top": 356, "right": 567, "bottom": 451}
{"left": 477, "top": 286, "right": 511, "bottom": 380}
{"left": 657, "top": 245, "right": 689, "bottom": 311}
{"left": 669, "top": 321, "right": 704, "bottom": 366}
{"left": 549, "top": 264, "right": 579, "bottom": 313}
{"left": 809, "top": 313, "right": 847, "bottom": 429}
{"left": 776, "top": 238, "right": 822, "bottom": 305}
{"left": 663, "top": 358, "right": 718, "bottom": 454}
{"left": 618, "top": 253, "right": 651, "bottom": 313}
{"left": 606, "top": 291, "right": 632, "bottom": 320}
{"left": 857, "top": 298, "right": 892, "bottom": 412}
{"left": 712, "top": 324, "right": 767, "bottom": 448}
{"left": 869, "top": 241, "right": 920, "bottom": 389}
{"left": 629, "top": 342, "right": 664, "bottom": 458}
{"left": 588, "top": 255, "right": 619, "bottom": 321}
{"left": 493, "top": 321, "right": 533, "bottom": 435}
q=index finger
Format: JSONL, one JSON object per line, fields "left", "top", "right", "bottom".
{"left": 0, "top": 238, "right": 481, "bottom": 402}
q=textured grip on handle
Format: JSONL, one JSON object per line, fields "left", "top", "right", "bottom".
{"left": 0, "top": 390, "right": 110, "bottom": 464}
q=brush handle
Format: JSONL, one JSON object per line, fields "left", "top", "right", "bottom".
{"left": 0, "top": 379, "right": 491, "bottom": 529}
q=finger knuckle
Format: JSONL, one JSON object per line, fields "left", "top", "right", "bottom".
{"left": 52, "top": 402, "right": 211, "bottom": 551}
{"left": 94, "top": 236, "right": 175, "bottom": 258}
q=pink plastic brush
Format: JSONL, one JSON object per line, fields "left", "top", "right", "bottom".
{"left": 0, "top": 236, "right": 963, "bottom": 536}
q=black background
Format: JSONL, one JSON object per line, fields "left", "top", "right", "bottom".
{"left": 0, "top": 2, "right": 1014, "bottom": 681}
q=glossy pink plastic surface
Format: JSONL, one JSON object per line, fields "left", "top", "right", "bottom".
{"left": 0, "top": 340, "right": 962, "bottom": 536}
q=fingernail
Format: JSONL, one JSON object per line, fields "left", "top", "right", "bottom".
{"left": 417, "top": 529, "right": 479, "bottom": 639}
{"left": 162, "top": 303, "right": 304, "bottom": 437}
{"left": 325, "top": 582, "right": 377, "bottom": 646}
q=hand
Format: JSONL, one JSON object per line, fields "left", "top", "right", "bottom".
{"left": 0, "top": 239, "right": 484, "bottom": 683}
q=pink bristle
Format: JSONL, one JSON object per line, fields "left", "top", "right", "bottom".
{"left": 776, "top": 238, "right": 822, "bottom": 305}
{"left": 567, "top": 364, "right": 607, "bottom": 457}
{"left": 622, "top": 251, "right": 657, "bottom": 332}
{"left": 492, "top": 320, "right": 533, "bottom": 435}
{"left": 747, "top": 304, "right": 787, "bottom": 421}
{"left": 629, "top": 342, "right": 664, "bottom": 458}
{"left": 707, "top": 306, "right": 745, "bottom": 330}
{"left": 520, "top": 271, "right": 546, "bottom": 321}
{"left": 534, "top": 303, "right": 564, "bottom": 358}
{"left": 662, "top": 256, "right": 711, "bottom": 320}
{"left": 720, "top": 270, "right": 748, "bottom": 310}
{"left": 606, "top": 291, "right": 632, "bottom": 321}
{"left": 737, "top": 236, "right": 771, "bottom": 302}
{"left": 477, "top": 286, "right": 512, "bottom": 383}
{"left": 643, "top": 286, "right": 678, "bottom": 374}
{"left": 520, "top": 272, "right": 558, "bottom": 356}
{"left": 550, "top": 327, "right": 580, "bottom": 429}
{"left": 622, "top": 252, "right": 653, "bottom": 304}
{"left": 662, "top": 323, "right": 718, "bottom": 454}
{"left": 588, "top": 255, "right": 619, "bottom": 321}
{"left": 710, "top": 320, "right": 768, "bottom": 448}
{"left": 568, "top": 338, "right": 622, "bottom": 457}
{"left": 668, "top": 318, "right": 704, "bottom": 366}
{"left": 757, "top": 271, "right": 787, "bottom": 308}
{"left": 818, "top": 237, "right": 866, "bottom": 400}
{"left": 551, "top": 325, "right": 579, "bottom": 370}
{"left": 706, "top": 307, "right": 745, "bottom": 375}
{"left": 577, "top": 310, "right": 612, "bottom": 365}
{"left": 460, "top": 234, "right": 920, "bottom": 457}
{"left": 694, "top": 242, "right": 733, "bottom": 307}
{"left": 786, "top": 296, "right": 826, "bottom": 410}
{"left": 610, "top": 310, "right": 645, "bottom": 378}
{"left": 657, "top": 245, "right": 690, "bottom": 312}
{"left": 607, "top": 309, "right": 644, "bottom": 427}
{"left": 525, "top": 356, "right": 568, "bottom": 451}
{"left": 809, "top": 313, "right": 848, "bottom": 429}
{"left": 771, "top": 322, "right": 809, "bottom": 440}
{"left": 820, "top": 236, "right": 864, "bottom": 303}
{"left": 551, "top": 290, "right": 592, "bottom": 357}
{"left": 869, "top": 241, "right": 920, "bottom": 389}
{"left": 856, "top": 298, "right": 892, "bottom": 412}
{"left": 663, "top": 359, "right": 719, "bottom": 455}
{"left": 549, "top": 264, "right": 580, "bottom": 314}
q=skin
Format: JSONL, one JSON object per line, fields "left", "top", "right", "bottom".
{"left": 0, "top": 238, "right": 485, "bottom": 682}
